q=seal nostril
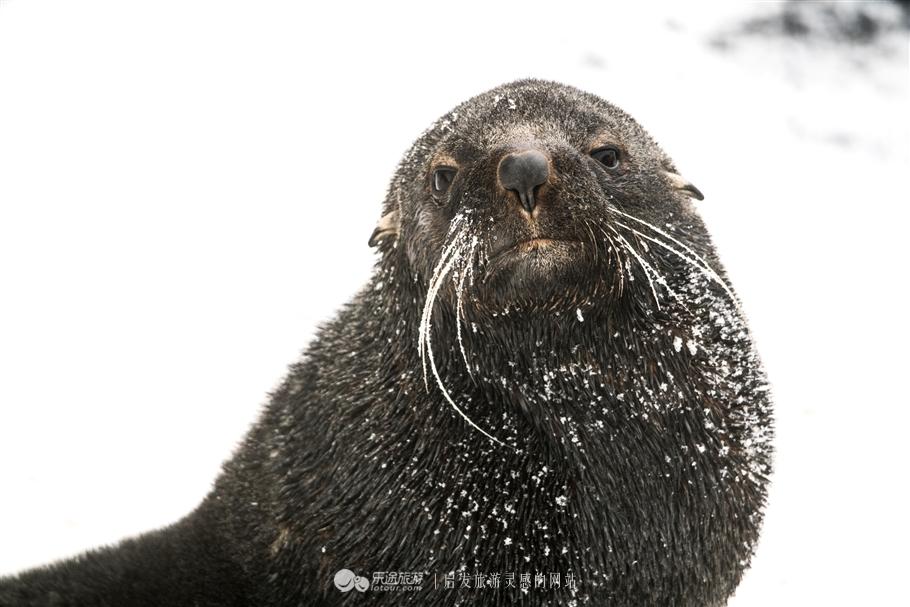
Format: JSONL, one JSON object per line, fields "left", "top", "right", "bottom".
{"left": 498, "top": 149, "right": 550, "bottom": 214}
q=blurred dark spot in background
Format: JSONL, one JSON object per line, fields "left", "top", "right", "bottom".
{"left": 712, "top": 0, "right": 909, "bottom": 51}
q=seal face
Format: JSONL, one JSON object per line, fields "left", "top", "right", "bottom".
{"left": 372, "top": 80, "right": 708, "bottom": 318}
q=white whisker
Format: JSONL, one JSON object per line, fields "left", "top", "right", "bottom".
{"left": 425, "top": 306, "right": 507, "bottom": 448}
{"left": 594, "top": 224, "right": 625, "bottom": 296}
{"left": 608, "top": 207, "right": 740, "bottom": 308}
{"left": 418, "top": 237, "right": 460, "bottom": 389}
{"left": 455, "top": 236, "right": 478, "bottom": 376}
{"left": 418, "top": 215, "right": 470, "bottom": 387}
{"left": 614, "top": 219, "right": 740, "bottom": 310}
{"left": 612, "top": 230, "right": 662, "bottom": 310}
{"left": 606, "top": 224, "right": 684, "bottom": 305}
{"left": 417, "top": 215, "right": 508, "bottom": 448}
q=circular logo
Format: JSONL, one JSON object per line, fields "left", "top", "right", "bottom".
{"left": 334, "top": 569, "right": 369, "bottom": 593}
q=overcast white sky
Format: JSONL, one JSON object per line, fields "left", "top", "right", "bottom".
{"left": 1, "top": 1, "right": 908, "bottom": 605}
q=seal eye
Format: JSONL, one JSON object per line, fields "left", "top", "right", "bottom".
{"left": 432, "top": 167, "right": 457, "bottom": 196}
{"left": 591, "top": 146, "right": 621, "bottom": 169}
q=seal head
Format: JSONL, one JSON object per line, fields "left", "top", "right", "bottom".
{"left": 370, "top": 79, "right": 705, "bottom": 314}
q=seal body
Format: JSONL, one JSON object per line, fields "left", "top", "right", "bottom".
{"left": 0, "top": 80, "right": 773, "bottom": 607}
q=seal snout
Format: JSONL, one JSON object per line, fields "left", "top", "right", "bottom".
{"left": 497, "top": 149, "right": 550, "bottom": 216}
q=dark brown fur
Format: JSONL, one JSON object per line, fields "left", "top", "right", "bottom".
{"left": 0, "top": 79, "right": 773, "bottom": 606}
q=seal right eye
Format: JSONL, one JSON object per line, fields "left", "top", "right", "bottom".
{"left": 432, "top": 167, "right": 457, "bottom": 197}
{"left": 591, "top": 146, "right": 621, "bottom": 169}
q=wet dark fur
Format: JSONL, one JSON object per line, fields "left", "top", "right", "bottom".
{"left": 0, "top": 80, "right": 773, "bottom": 606}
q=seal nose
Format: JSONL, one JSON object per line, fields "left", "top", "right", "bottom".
{"left": 498, "top": 149, "right": 550, "bottom": 215}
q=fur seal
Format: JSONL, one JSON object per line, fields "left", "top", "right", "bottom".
{"left": 0, "top": 79, "right": 773, "bottom": 606}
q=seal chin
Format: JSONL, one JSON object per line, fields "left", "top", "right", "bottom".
{"left": 476, "top": 238, "right": 591, "bottom": 308}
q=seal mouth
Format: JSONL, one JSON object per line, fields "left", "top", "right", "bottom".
{"left": 489, "top": 238, "right": 576, "bottom": 262}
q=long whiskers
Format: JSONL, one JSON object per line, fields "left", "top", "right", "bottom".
{"left": 455, "top": 236, "right": 478, "bottom": 378}
{"left": 607, "top": 206, "right": 740, "bottom": 310}
{"left": 589, "top": 223, "right": 626, "bottom": 297}
{"left": 611, "top": 230, "right": 663, "bottom": 310}
{"left": 417, "top": 214, "right": 508, "bottom": 448}
{"left": 418, "top": 220, "right": 467, "bottom": 390}
{"left": 597, "top": 225, "right": 626, "bottom": 297}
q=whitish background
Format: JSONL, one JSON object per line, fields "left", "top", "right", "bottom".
{"left": 1, "top": 1, "right": 908, "bottom": 604}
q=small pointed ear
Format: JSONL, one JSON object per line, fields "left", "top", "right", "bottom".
{"left": 368, "top": 209, "right": 400, "bottom": 247}
{"left": 663, "top": 171, "right": 704, "bottom": 201}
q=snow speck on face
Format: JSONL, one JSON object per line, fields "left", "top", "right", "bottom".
{"left": 504, "top": 537, "right": 513, "bottom": 546}
{"left": 576, "top": 308, "right": 584, "bottom": 322}
{"left": 673, "top": 336, "right": 683, "bottom": 352}
{"left": 555, "top": 495, "right": 568, "bottom": 507}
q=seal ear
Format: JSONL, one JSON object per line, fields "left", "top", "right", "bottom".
{"left": 368, "top": 209, "right": 400, "bottom": 247}
{"left": 663, "top": 170, "right": 704, "bottom": 201}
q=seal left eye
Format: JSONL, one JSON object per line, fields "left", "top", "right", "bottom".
{"left": 432, "top": 167, "right": 457, "bottom": 196}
